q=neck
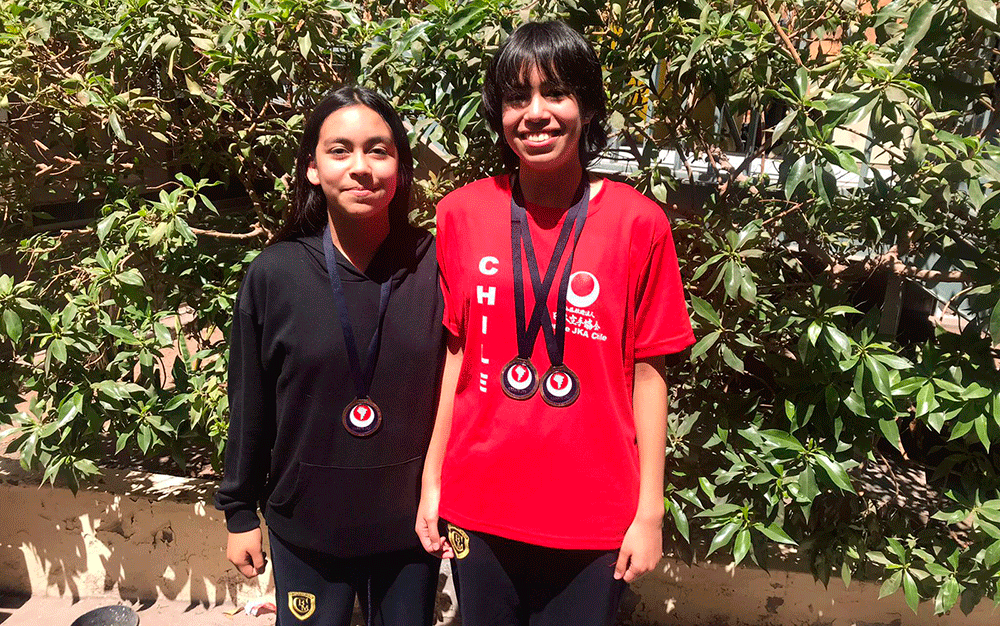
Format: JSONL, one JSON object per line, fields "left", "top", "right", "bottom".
{"left": 518, "top": 161, "right": 586, "bottom": 209}
{"left": 327, "top": 211, "right": 390, "bottom": 273}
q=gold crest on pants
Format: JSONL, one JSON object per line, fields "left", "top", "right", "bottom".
{"left": 288, "top": 591, "right": 316, "bottom": 621}
{"left": 447, "top": 523, "right": 471, "bottom": 559}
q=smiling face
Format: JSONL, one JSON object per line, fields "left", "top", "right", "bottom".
{"left": 501, "top": 64, "right": 589, "bottom": 176}
{"left": 306, "top": 104, "right": 398, "bottom": 222}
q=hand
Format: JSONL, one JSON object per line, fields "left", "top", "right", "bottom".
{"left": 415, "top": 484, "right": 453, "bottom": 559}
{"left": 614, "top": 514, "right": 663, "bottom": 583}
{"left": 227, "top": 528, "right": 267, "bottom": 578}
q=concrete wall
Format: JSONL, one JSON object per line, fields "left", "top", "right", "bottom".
{"left": 1, "top": 457, "right": 996, "bottom": 625}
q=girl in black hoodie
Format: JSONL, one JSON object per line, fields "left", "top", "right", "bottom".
{"left": 216, "top": 86, "right": 445, "bottom": 626}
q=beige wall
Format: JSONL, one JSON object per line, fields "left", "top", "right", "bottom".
{"left": 1, "top": 458, "right": 995, "bottom": 625}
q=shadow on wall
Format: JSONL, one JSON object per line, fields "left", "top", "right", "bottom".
{"left": 0, "top": 457, "right": 272, "bottom": 607}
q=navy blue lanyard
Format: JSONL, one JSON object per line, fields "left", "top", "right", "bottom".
{"left": 510, "top": 175, "right": 590, "bottom": 366}
{"left": 322, "top": 225, "right": 392, "bottom": 400}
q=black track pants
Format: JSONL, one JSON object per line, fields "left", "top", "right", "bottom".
{"left": 269, "top": 530, "right": 440, "bottom": 626}
{"left": 440, "top": 520, "right": 625, "bottom": 626}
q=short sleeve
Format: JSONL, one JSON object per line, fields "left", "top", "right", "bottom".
{"left": 634, "top": 218, "right": 695, "bottom": 358}
{"left": 435, "top": 200, "right": 464, "bottom": 338}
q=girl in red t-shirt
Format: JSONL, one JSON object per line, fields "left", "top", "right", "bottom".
{"left": 417, "top": 20, "right": 694, "bottom": 626}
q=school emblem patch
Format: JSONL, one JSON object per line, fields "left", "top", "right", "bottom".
{"left": 447, "top": 524, "right": 471, "bottom": 560}
{"left": 288, "top": 591, "right": 316, "bottom": 621}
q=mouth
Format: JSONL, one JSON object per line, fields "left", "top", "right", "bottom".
{"left": 345, "top": 188, "right": 378, "bottom": 197}
{"left": 520, "top": 130, "right": 561, "bottom": 146}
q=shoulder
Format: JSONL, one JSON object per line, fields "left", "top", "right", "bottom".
{"left": 595, "top": 179, "right": 672, "bottom": 237}
{"left": 437, "top": 176, "right": 510, "bottom": 220}
{"left": 237, "top": 236, "right": 318, "bottom": 312}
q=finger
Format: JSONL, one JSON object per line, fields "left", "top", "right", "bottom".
{"left": 440, "top": 540, "right": 454, "bottom": 559}
{"left": 251, "top": 547, "right": 265, "bottom": 572}
{"left": 427, "top": 518, "right": 442, "bottom": 552}
{"left": 238, "top": 561, "right": 258, "bottom": 579}
{"left": 613, "top": 550, "right": 630, "bottom": 580}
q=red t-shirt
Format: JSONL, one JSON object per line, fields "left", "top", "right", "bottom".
{"left": 436, "top": 175, "right": 695, "bottom": 549}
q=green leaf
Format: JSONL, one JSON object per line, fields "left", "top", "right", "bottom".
{"left": 865, "top": 355, "right": 892, "bottom": 398}
{"left": 813, "top": 454, "right": 853, "bottom": 492}
{"left": 733, "top": 529, "right": 751, "bottom": 565}
{"left": 825, "top": 93, "right": 860, "bottom": 111}
{"left": 793, "top": 66, "right": 809, "bottom": 99}
{"left": 984, "top": 540, "right": 1000, "bottom": 568}
{"left": 902, "top": 571, "right": 920, "bottom": 614}
{"left": 690, "top": 330, "right": 721, "bottom": 360}
{"left": 879, "top": 419, "right": 902, "bottom": 451}
{"left": 759, "top": 429, "right": 806, "bottom": 452}
{"left": 894, "top": 2, "right": 938, "bottom": 73}
{"left": 975, "top": 416, "right": 991, "bottom": 451}
{"left": 757, "top": 523, "right": 796, "bottom": 545}
{"left": 668, "top": 500, "right": 690, "bottom": 542}
{"left": 690, "top": 296, "right": 721, "bottom": 327}
{"left": 826, "top": 326, "right": 851, "bottom": 353}
{"left": 153, "top": 322, "right": 172, "bottom": 346}
{"left": 103, "top": 325, "right": 140, "bottom": 345}
{"left": 797, "top": 465, "right": 819, "bottom": 500}
{"left": 49, "top": 338, "right": 67, "bottom": 364}
{"left": 115, "top": 269, "right": 144, "bottom": 286}
{"left": 966, "top": 0, "right": 998, "bottom": 28}
{"left": 807, "top": 321, "right": 822, "bottom": 346}
{"left": 770, "top": 110, "right": 797, "bottom": 144}
{"left": 707, "top": 522, "right": 741, "bottom": 556}
{"left": 3, "top": 309, "right": 22, "bottom": 342}
{"left": 916, "top": 384, "right": 935, "bottom": 417}
{"left": 784, "top": 156, "right": 808, "bottom": 198}
{"left": 721, "top": 345, "right": 745, "bottom": 372}
{"left": 990, "top": 300, "right": 1000, "bottom": 342}
{"left": 879, "top": 570, "right": 903, "bottom": 599}
{"left": 298, "top": 31, "right": 312, "bottom": 58}
{"left": 935, "top": 577, "right": 960, "bottom": 615}
{"left": 108, "top": 111, "right": 127, "bottom": 143}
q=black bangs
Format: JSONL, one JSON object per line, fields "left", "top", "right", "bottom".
{"left": 483, "top": 21, "right": 609, "bottom": 172}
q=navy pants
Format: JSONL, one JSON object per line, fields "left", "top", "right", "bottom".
{"left": 441, "top": 520, "right": 625, "bottom": 626}
{"left": 269, "top": 530, "right": 440, "bottom": 626}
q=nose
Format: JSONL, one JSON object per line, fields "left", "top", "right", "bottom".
{"left": 526, "top": 92, "right": 546, "bottom": 120}
{"left": 348, "top": 150, "right": 371, "bottom": 175}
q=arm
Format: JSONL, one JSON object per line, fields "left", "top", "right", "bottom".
{"left": 614, "top": 354, "right": 668, "bottom": 582}
{"left": 215, "top": 303, "right": 274, "bottom": 578}
{"left": 416, "top": 332, "right": 463, "bottom": 558}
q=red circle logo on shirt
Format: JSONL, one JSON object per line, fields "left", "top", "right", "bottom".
{"left": 566, "top": 271, "right": 600, "bottom": 308}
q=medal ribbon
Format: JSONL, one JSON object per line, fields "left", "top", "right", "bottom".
{"left": 510, "top": 175, "right": 590, "bottom": 367}
{"left": 323, "top": 224, "right": 393, "bottom": 401}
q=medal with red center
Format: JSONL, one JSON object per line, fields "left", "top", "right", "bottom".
{"left": 502, "top": 175, "right": 588, "bottom": 406}
{"left": 540, "top": 364, "right": 579, "bottom": 407}
{"left": 501, "top": 357, "right": 539, "bottom": 400}
{"left": 323, "top": 225, "right": 392, "bottom": 437}
{"left": 342, "top": 398, "right": 382, "bottom": 437}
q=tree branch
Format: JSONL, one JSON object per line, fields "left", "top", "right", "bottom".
{"left": 189, "top": 225, "right": 266, "bottom": 240}
{"left": 759, "top": 0, "right": 804, "bottom": 67}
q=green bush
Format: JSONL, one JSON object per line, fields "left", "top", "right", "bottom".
{"left": 2, "top": 0, "right": 999, "bottom": 615}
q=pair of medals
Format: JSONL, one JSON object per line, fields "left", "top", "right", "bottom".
{"left": 323, "top": 225, "right": 391, "bottom": 437}
{"left": 500, "top": 175, "right": 589, "bottom": 408}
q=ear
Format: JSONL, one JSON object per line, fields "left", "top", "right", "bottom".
{"left": 306, "top": 159, "right": 320, "bottom": 186}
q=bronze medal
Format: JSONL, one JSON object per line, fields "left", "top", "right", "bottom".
{"left": 342, "top": 398, "right": 382, "bottom": 437}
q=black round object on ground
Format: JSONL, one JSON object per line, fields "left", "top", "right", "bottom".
{"left": 70, "top": 605, "right": 139, "bottom": 626}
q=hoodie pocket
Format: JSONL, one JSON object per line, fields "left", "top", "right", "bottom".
{"left": 274, "top": 456, "right": 425, "bottom": 555}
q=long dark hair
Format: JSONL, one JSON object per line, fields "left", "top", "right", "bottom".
{"left": 482, "top": 21, "right": 608, "bottom": 172}
{"left": 274, "top": 86, "right": 414, "bottom": 243}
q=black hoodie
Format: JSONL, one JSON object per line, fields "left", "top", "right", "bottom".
{"left": 215, "top": 225, "right": 445, "bottom": 557}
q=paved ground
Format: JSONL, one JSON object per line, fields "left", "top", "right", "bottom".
{"left": 0, "top": 594, "right": 278, "bottom": 626}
